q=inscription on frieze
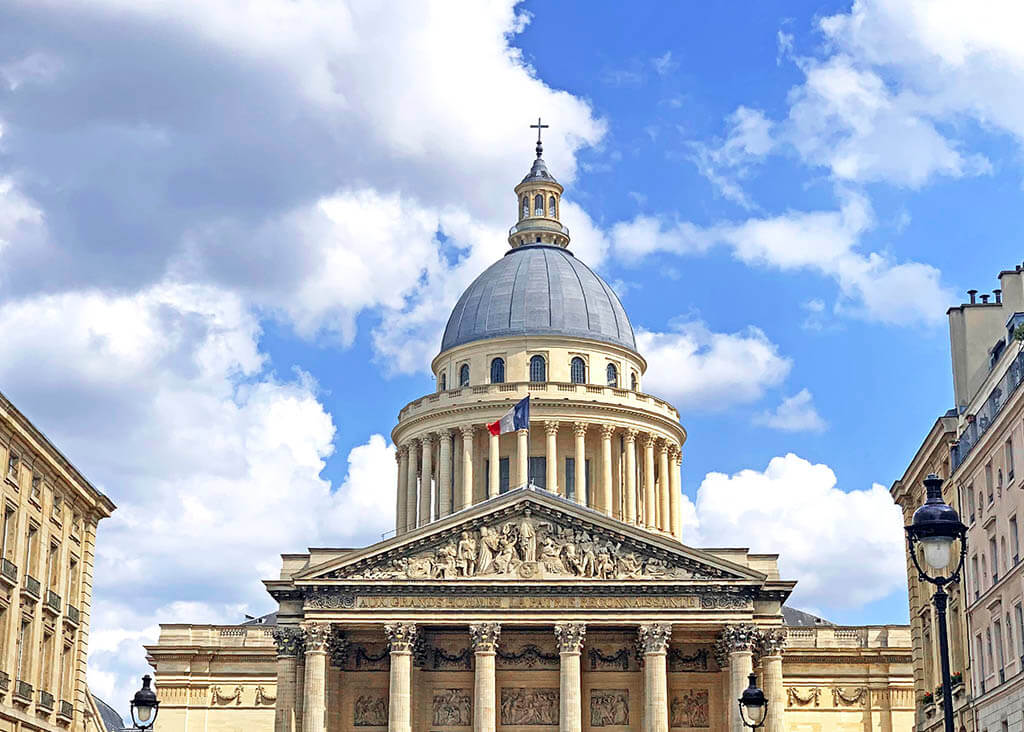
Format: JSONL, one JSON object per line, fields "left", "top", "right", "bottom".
{"left": 432, "top": 689, "right": 472, "bottom": 726}
{"left": 500, "top": 688, "right": 559, "bottom": 726}
{"left": 670, "top": 689, "right": 710, "bottom": 729}
{"left": 591, "top": 689, "right": 630, "bottom": 727}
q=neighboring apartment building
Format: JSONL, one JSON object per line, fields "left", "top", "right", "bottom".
{"left": 896, "top": 263, "right": 1024, "bottom": 732}
{"left": 0, "top": 391, "right": 115, "bottom": 732}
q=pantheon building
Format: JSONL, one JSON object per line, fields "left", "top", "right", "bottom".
{"left": 146, "top": 135, "right": 914, "bottom": 732}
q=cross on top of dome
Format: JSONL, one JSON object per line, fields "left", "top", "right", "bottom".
{"left": 530, "top": 117, "right": 549, "bottom": 159}
{"left": 511, "top": 117, "right": 568, "bottom": 248}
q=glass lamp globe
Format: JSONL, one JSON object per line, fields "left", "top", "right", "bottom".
{"left": 919, "top": 535, "right": 954, "bottom": 571}
{"left": 738, "top": 673, "right": 768, "bottom": 728}
{"left": 130, "top": 674, "right": 159, "bottom": 729}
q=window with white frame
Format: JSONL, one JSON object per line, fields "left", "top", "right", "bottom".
{"left": 1007, "top": 438, "right": 1015, "bottom": 480}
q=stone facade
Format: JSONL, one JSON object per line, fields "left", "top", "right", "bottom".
{"left": 0, "top": 391, "right": 116, "bottom": 732}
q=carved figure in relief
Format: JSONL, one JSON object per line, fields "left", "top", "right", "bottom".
{"left": 493, "top": 532, "right": 517, "bottom": 574}
{"left": 353, "top": 693, "right": 388, "bottom": 727}
{"left": 539, "top": 535, "right": 562, "bottom": 573}
{"left": 518, "top": 518, "right": 536, "bottom": 561}
{"left": 670, "top": 690, "right": 709, "bottom": 729}
{"left": 433, "top": 542, "right": 458, "bottom": 579}
{"left": 432, "top": 688, "right": 472, "bottom": 725}
{"left": 578, "top": 532, "right": 597, "bottom": 576}
{"left": 590, "top": 689, "right": 629, "bottom": 726}
{"left": 478, "top": 525, "right": 500, "bottom": 574}
{"left": 617, "top": 551, "right": 643, "bottom": 577}
{"left": 457, "top": 532, "right": 477, "bottom": 576}
{"left": 500, "top": 688, "right": 559, "bottom": 726}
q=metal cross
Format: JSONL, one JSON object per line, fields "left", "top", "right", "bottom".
{"left": 530, "top": 117, "right": 549, "bottom": 157}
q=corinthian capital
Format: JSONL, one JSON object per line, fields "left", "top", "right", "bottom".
{"left": 469, "top": 622, "right": 501, "bottom": 652}
{"left": 637, "top": 623, "right": 672, "bottom": 655}
{"left": 572, "top": 421, "right": 588, "bottom": 437}
{"left": 271, "top": 627, "right": 305, "bottom": 657}
{"left": 599, "top": 424, "right": 616, "bottom": 439}
{"left": 301, "top": 622, "right": 331, "bottom": 652}
{"left": 554, "top": 623, "right": 586, "bottom": 653}
{"left": 759, "top": 627, "right": 788, "bottom": 657}
{"left": 719, "top": 623, "right": 760, "bottom": 653}
{"left": 384, "top": 622, "right": 418, "bottom": 652}
{"left": 544, "top": 421, "right": 560, "bottom": 437}
{"left": 624, "top": 428, "right": 638, "bottom": 444}
{"left": 460, "top": 424, "right": 477, "bottom": 440}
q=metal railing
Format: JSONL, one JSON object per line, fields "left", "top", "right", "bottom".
{"left": 45, "top": 590, "right": 61, "bottom": 614}
{"left": 22, "top": 575, "right": 40, "bottom": 599}
{"left": 58, "top": 700, "right": 73, "bottom": 720}
{"left": 65, "top": 604, "right": 80, "bottom": 626}
{"left": 14, "top": 679, "right": 32, "bottom": 702}
{"left": 952, "top": 348, "right": 1024, "bottom": 469}
{"left": 38, "top": 689, "right": 54, "bottom": 712}
{"left": 508, "top": 220, "right": 570, "bottom": 237}
{"left": 0, "top": 559, "right": 16, "bottom": 584}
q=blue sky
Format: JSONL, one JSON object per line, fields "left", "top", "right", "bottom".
{"left": 2, "top": 0, "right": 1022, "bottom": 712}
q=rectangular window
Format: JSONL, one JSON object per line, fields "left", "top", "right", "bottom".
{"left": 976, "top": 634, "right": 986, "bottom": 691}
{"left": 986, "top": 463, "right": 994, "bottom": 503}
{"left": 59, "top": 644, "right": 71, "bottom": 700}
{"left": 24, "top": 525, "right": 38, "bottom": 577}
{"left": 47, "top": 542, "right": 60, "bottom": 592}
{"left": 564, "top": 458, "right": 591, "bottom": 503}
{"left": 527, "top": 457, "right": 546, "bottom": 490}
{"left": 1007, "top": 438, "right": 1015, "bottom": 480}
{"left": 30, "top": 476, "right": 41, "bottom": 505}
{"left": 972, "top": 555, "right": 980, "bottom": 598}
{"left": 484, "top": 458, "right": 510, "bottom": 495}
{"left": 17, "top": 620, "right": 30, "bottom": 680}
{"left": 968, "top": 487, "right": 976, "bottom": 523}
{"left": 6, "top": 451, "right": 18, "bottom": 482}
{"left": 987, "top": 628, "right": 995, "bottom": 677}
{"left": 990, "top": 537, "right": 999, "bottom": 583}
{"left": 995, "top": 621, "right": 1006, "bottom": 683}
{"left": 1012, "top": 516, "right": 1020, "bottom": 565}
{"left": 1, "top": 506, "right": 15, "bottom": 563}
{"left": 41, "top": 631, "right": 53, "bottom": 691}
{"left": 51, "top": 494, "right": 62, "bottom": 524}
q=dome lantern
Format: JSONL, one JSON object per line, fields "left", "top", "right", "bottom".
{"left": 509, "top": 118, "right": 570, "bottom": 249}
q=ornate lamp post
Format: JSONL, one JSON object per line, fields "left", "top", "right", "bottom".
{"left": 737, "top": 672, "right": 768, "bottom": 729}
{"left": 905, "top": 473, "right": 967, "bottom": 732}
{"left": 129, "top": 674, "right": 160, "bottom": 730}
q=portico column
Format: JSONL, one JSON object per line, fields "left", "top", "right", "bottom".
{"left": 669, "top": 446, "right": 682, "bottom": 539}
{"left": 385, "top": 623, "right": 418, "bottom": 732}
{"left": 545, "top": 422, "right": 559, "bottom": 495}
{"left": 517, "top": 428, "right": 529, "bottom": 488}
{"left": 573, "top": 422, "right": 587, "bottom": 504}
{"left": 638, "top": 623, "right": 671, "bottom": 732}
{"left": 721, "top": 625, "right": 758, "bottom": 732}
{"left": 460, "top": 425, "right": 475, "bottom": 511}
{"left": 406, "top": 440, "right": 419, "bottom": 533}
{"left": 488, "top": 430, "right": 500, "bottom": 498}
{"left": 599, "top": 426, "right": 614, "bottom": 517}
{"left": 470, "top": 623, "right": 501, "bottom": 732}
{"left": 658, "top": 440, "right": 670, "bottom": 533}
{"left": 555, "top": 623, "right": 586, "bottom": 732}
{"left": 438, "top": 429, "right": 453, "bottom": 518}
{"left": 624, "top": 429, "right": 638, "bottom": 524}
{"left": 420, "top": 434, "right": 434, "bottom": 525}
{"left": 272, "top": 628, "right": 304, "bottom": 732}
{"left": 453, "top": 429, "right": 463, "bottom": 511}
{"left": 642, "top": 434, "right": 656, "bottom": 529}
{"left": 300, "top": 623, "right": 329, "bottom": 732}
{"left": 760, "top": 629, "right": 787, "bottom": 732}
{"left": 396, "top": 446, "right": 409, "bottom": 535}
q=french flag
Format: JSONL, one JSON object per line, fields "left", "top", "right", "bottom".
{"left": 487, "top": 396, "right": 530, "bottom": 436}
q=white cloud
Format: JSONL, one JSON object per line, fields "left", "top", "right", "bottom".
{"left": 684, "top": 453, "right": 906, "bottom": 610}
{"left": 652, "top": 51, "right": 677, "bottom": 76}
{"left": 636, "top": 322, "right": 791, "bottom": 412}
{"left": 689, "top": 106, "right": 776, "bottom": 208}
{"left": 754, "top": 389, "right": 827, "bottom": 432}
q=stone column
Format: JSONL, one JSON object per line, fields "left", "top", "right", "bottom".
{"left": 453, "top": 429, "right": 463, "bottom": 512}
{"left": 406, "top": 440, "right": 419, "bottom": 533}
{"left": 759, "top": 629, "right": 787, "bottom": 732}
{"left": 545, "top": 421, "right": 559, "bottom": 495}
{"left": 517, "top": 428, "right": 529, "bottom": 488}
{"left": 470, "top": 623, "right": 501, "bottom": 732}
{"left": 460, "top": 425, "right": 475, "bottom": 511}
{"left": 624, "top": 429, "right": 638, "bottom": 524}
{"left": 720, "top": 625, "right": 759, "bottom": 732}
{"left": 420, "top": 434, "right": 434, "bottom": 526}
{"left": 669, "top": 446, "right": 682, "bottom": 539}
{"left": 612, "top": 435, "right": 622, "bottom": 520}
{"left": 642, "top": 434, "right": 656, "bottom": 530}
{"left": 488, "top": 430, "right": 500, "bottom": 498}
{"left": 272, "top": 628, "right": 304, "bottom": 732}
{"left": 385, "top": 623, "right": 418, "bottom": 732}
{"left": 555, "top": 623, "right": 586, "bottom": 732}
{"left": 658, "top": 441, "right": 671, "bottom": 533}
{"left": 396, "top": 446, "right": 409, "bottom": 535}
{"left": 438, "top": 429, "right": 453, "bottom": 518}
{"left": 301, "top": 623, "right": 329, "bottom": 732}
{"left": 599, "top": 426, "right": 614, "bottom": 517}
{"left": 573, "top": 422, "right": 587, "bottom": 505}
{"left": 638, "top": 623, "right": 671, "bottom": 732}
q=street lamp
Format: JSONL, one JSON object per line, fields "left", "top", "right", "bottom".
{"left": 905, "top": 473, "right": 967, "bottom": 732}
{"left": 129, "top": 674, "right": 159, "bottom": 730}
{"left": 737, "top": 672, "right": 768, "bottom": 729}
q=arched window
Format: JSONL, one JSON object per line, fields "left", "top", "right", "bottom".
{"left": 439, "top": 371, "right": 446, "bottom": 391}
{"left": 549, "top": 195, "right": 557, "bottom": 217}
{"left": 522, "top": 196, "right": 529, "bottom": 218}
{"left": 459, "top": 364, "right": 470, "bottom": 387}
{"left": 530, "top": 355, "right": 547, "bottom": 382}
{"left": 534, "top": 194, "right": 544, "bottom": 216}
{"left": 570, "top": 357, "right": 586, "bottom": 384}
{"left": 630, "top": 371, "right": 638, "bottom": 391}
{"left": 606, "top": 363, "right": 618, "bottom": 387}
{"left": 490, "top": 357, "right": 505, "bottom": 384}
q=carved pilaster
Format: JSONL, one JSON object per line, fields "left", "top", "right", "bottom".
{"left": 327, "top": 628, "right": 350, "bottom": 668}
{"left": 302, "top": 623, "right": 330, "bottom": 652}
{"left": 384, "top": 623, "right": 418, "bottom": 652}
{"left": 637, "top": 623, "right": 672, "bottom": 655}
{"left": 469, "top": 623, "right": 501, "bottom": 652}
{"left": 272, "top": 627, "right": 305, "bottom": 658}
{"left": 554, "top": 623, "right": 587, "bottom": 653}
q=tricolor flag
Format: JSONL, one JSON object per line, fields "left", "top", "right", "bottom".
{"left": 487, "top": 396, "right": 530, "bottom": 436}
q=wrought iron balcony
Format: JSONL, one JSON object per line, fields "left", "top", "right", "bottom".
{"left": 58, "top": 699, "right": 73, "bottom": 721}
{"left": 65, "top": 604, "right": 80, "bottom": 627}
{"left": 14, "top": 679, "right": 32, "bottom": 703}
{"left": 0, "top": 559, "right": 15, "bottom": 585}
{"left": 952, "top": 349, "right": 1024, "bottom": 469}
{"left": 22, "top": 575, "right": 40, "bottom": 600}
{"left": 44, "top": 589, "right": 61, "bottom": 615}
{"left": 38, "top": 689, "right": 54, "bottom": 712}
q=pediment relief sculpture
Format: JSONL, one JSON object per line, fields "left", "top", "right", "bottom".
{"left": 327, "top": 512, "right": 728, "bottom": 581}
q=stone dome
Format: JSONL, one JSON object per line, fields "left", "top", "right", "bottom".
{"left": 440, "top": 244, "right": 637, "bottom": 353}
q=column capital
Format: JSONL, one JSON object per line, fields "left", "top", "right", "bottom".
{"left": 384, "top": 622, "right": 418, "bottom": 653}
{"left": 572, "top": 421, "right": 588, "bottom": 437}
{"left": 637, "top": 623, "right": 672, "bottom": 655}
{"left": 640, "top": 433, "right": 655, "bottom": 449}
{"left": 301, "top": 622, "right": 331, "bottom": 653}
{"left": 421, "top": 433, "right": 435, "bottom": 447}
{"left": 554, "top": 622, "right": 586, "bottom": 653}
{"left": 469, "top": 622, "right": 501, "bottom": 652}
{"left": 395, "top": 448, "right": 403, "bottom": 463}
{"left": 599, "top": 424, "right": 616, "bottom": 439}
{"left": 718, "top": 623, "right": 760, "bottom": 654}
{"left": 544, "top": 420, "right": 560, "bottom": 436}
{"left": 328, "top": 628, "right": 350, "bottom": 668}
{"left": 272, "top": 627, "right": 305, "bottom": 658}
{"left": 517, "top": 427, "right": 529, "bottom": 435}
{"left": 758, "top": 627, "right": 788, "bottom": 657}
{"left": 439, "top": 427, "right": 454, "bottom": 441}
{"left": 460, "top": 424, "right": 477, "bottom": 439}
{"left": 669, "top": 443, "right": 682, "bottom": 461}
{"left": 657, "top": 437, "right": 670, "bottom": 455}
{"left": 624, "top": 427, "right": 639, "bottom": 443}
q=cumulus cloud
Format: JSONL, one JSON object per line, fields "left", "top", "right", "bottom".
{"left": 689, "top": 106, "right": 776, "bottom": 208}
{"left": 636, "top": 322, "right": 791, "bottom": 412}
{"left": 753, "top": 389, "right": 827, "bottom": 432}
{"left": 684, "top": 453, "right": 906, "bottom": 611}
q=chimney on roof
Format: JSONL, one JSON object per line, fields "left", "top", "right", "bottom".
{"left": 981, "top": 294, "right": 990, "bottom": 304}
{"left": 994, "top": 289, "right": 1002, "bottom": 304}
{"left": 968, "top": 289, "right": 978, "bottom": 304}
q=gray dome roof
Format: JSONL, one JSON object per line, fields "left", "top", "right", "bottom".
{"left": 441, "top": 245, "right": 637, "bottom": 353}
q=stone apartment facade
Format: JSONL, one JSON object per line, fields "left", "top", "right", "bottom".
{"left": 0, "top": 391, "right": 115, "bottom": 732}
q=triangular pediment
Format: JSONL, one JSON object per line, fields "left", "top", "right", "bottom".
{"left": 298, "top": 488, "right": 762, "bottom": 584}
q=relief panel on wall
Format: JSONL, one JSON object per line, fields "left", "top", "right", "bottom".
{"left": 353, "top": 691, "right": 389, "bottom": 727}
{"left": 590, "top": 689, "right": 630, "bottom": 727}
{"left": 432, "top": 688, "right": 472, "bottom": 726}
{"left": 500, "top": 687, "right": 559, "bottom": 725}
{"left": 670, "top": 689, "right": 709, "bottom": 729}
